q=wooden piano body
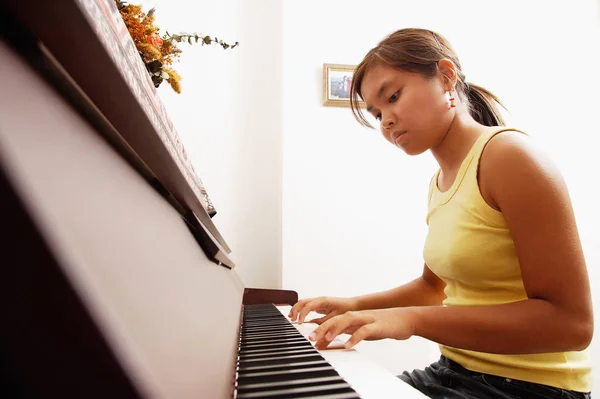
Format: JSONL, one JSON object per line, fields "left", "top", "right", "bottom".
{"left": 0, "top": 1, "right": 424, "bottom": 397}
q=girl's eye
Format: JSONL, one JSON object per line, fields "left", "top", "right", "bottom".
{"left": 389, "top": 91, "right": 400, "bottom": 103}
{"left": 375, "top": 113, "right": 382, "bottom": 121}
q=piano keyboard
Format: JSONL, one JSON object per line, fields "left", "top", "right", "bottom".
{"left": 236, "top": 304, "right": 361, "bottom": 399}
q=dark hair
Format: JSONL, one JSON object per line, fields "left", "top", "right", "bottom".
{"left": 350, "top": 28, "right": 506, "bottom": 128}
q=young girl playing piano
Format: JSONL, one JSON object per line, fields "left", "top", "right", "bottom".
{"left": 288, "top": 28, "right": 593, "bottom": 399}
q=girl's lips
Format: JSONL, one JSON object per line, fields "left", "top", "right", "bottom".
{"left": 393, "top": 130, "right": 407, "bottom": 145}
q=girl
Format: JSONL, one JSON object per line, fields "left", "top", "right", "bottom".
{"left": 288, "top": 28, "right": 593, "bottom": 399}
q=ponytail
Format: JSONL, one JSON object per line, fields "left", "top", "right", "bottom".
{"left": 464, "top": 82, "right": 507, "bottom": 127}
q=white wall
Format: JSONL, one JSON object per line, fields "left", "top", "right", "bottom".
{"left": 138, "top": 0, "right": 600, "bottom": 384}
{"left": 135, "top": 0, "right": 283, "bottom": 289}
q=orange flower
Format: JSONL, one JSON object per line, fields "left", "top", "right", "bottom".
{"left": 148, "top": 35, "right": 163, "bottom": 48}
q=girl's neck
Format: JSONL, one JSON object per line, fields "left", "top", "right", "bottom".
{"left": 431, "top": 109, "right": 487, "bottom": 174}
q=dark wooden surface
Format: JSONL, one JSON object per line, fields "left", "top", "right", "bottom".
{"left": 243, "top": 288, "right": 299, "bottom": 306}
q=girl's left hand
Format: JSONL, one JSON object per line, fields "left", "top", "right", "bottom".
{"left": 308, "top": 308, "right": 417, "bottom": 350}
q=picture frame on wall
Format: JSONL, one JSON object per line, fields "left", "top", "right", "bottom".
{"left": 322, "top": 63, "right": 366, "bottom": 108}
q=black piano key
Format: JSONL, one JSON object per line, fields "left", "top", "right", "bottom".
{"left": 238, "top": 358, "right": 321, "bottom": 370}
{"left": 241, "top": 332, "right": 298, "bottom": 337}
{"left": 285, "top": 394, "right": 360, "bottom": 399}
{"left": 238, "top": 354, "right": 324, "bottom": 368}
{"left": 236, "top": 375, "right": 343, "bottom": 391}
{"left": 238, "top": 359, "right": 328, "bottom": 373}
{"left": 237, "top": 361, "right": 332, "bottom": 378}
{"left": 242, "top": 340, "right": 308, "bottom": 346}
{"left": 235, "top": 382, "right": 355, "bottom": 398}
{"left": 238, "top": 365, "right": 335, "bottom": 379}
{"left": 241, "top": 339, "right": 311, "bottom": 347}
{"left": 240, "top": 344, "right": 310, "bottom": 353}
{"left": 241, "top": 338, "right": 306, "bottom": 345}
{"left": 243, "top": 316, "right": 292, "bottom": 322}
{"left": 240, "top": 343, "right": 312, "bottom": 352}
{"left": 238, "top": 353, "right": 323, "bottom": 366}
{"left": 240, "top": 343, "right": 309, "bottom": 352}
{"left": 239, "top": 391, "right": 360, "bottom": 399}
{"left": 242, "top": 331, "right": 301, "bottom": 340}
{"left": 240, "top": 345, "right": 314, "bottom": 355}
{"left": 240, "top": 337, "right": 309, "bottom": 347}
{"left": 243, "top": 322, "right": 296, "bottom": 329}
{"left": 239, "top": 348, "right": 317, "bottom": 360}
{"left": 240, "top": 344, "right": 313, "bottom": 355}
{"left": 241, "top": 331, "right": 298, "bottom": 338}
{"left": 242, "top": 319, "right": 295, "bottom": 324}
{"left": 237, "top": 366, "right": 339, "bottom": 386}
{"left": 240, "top": 336, "right": 310, "bottom": 348}
{"left": 242, "top": 326, "right": 298, "bottom": 334}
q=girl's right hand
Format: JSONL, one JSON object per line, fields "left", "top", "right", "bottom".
{"left": 288, "top": 296, "right": 358, "bottom": 325}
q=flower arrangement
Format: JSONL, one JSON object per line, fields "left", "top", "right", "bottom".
{"left": 116, "top": 1, "right": 239, "bottom": 93}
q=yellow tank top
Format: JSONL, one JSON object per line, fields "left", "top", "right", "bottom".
{"left": 423, "top": 127, "right": 592, "bottom": 392}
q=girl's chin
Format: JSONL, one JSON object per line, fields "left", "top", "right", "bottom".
{"left": 398, "top": 144, "right": 427, "bottom": 156}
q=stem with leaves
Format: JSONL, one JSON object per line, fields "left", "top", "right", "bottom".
{"left": 164, "top": 32, "right": 239, "bottom": 50}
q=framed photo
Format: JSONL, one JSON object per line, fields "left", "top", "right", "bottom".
{"left": 322, "top": 63, "right": 365, "bottom": 108}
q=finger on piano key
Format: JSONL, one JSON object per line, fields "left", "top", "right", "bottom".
{"left": 286, "top": 320, "right": 350, "bottom": 350}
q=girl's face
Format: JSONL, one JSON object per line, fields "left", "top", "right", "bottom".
{"left": 360, "top": 62, "right": 454, "bottom": 155}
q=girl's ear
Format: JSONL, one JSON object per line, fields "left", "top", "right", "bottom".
{"left": 437, "top": 59, "right": 457, "bottom": 91}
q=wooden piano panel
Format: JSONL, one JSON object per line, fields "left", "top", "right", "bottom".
{"left": 0, "top": 39, "right": 242, "bottom": 399}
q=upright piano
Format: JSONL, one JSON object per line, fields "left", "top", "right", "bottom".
{"left": 0, "top": 1, "right": 424, "bottom": 397}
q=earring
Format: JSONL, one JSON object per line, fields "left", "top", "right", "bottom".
{"left": 449, "top": 91, "right": 456, "bottom": 109}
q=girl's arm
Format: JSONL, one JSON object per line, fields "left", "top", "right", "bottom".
{"left": 352, "top": 264, "right": 446, "bottom": 310}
